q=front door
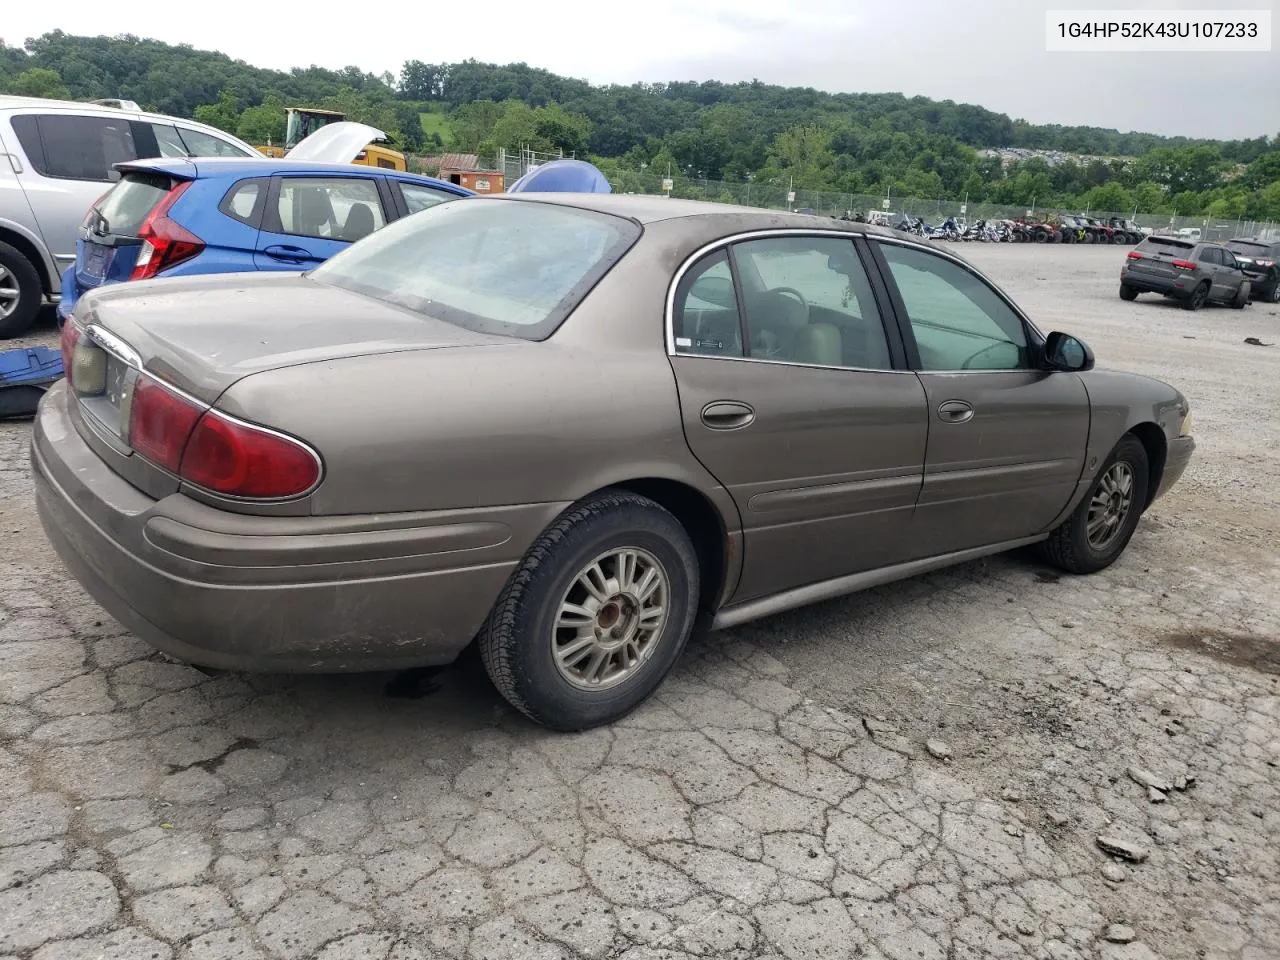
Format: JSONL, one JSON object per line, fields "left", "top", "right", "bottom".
{"left": 869, "top": 238, "right": 1090, "bottom": 556}
{"left": 668, "top": 233, "right": 929, "bottom": 603}
{"left": 254, "top": 174, "right": 390, "bottom": 270}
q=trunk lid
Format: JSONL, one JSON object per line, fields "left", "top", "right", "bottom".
{"left": 73, "top": 272, "right": 512, "bottom": 405}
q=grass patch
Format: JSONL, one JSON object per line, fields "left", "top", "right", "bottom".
{"left": 419, "top": 112, "right": 455, "bottom": 147}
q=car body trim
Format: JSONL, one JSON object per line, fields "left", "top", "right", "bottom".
{"left": 746, "top": 472, "right": 921, "bottom": 514}
{"left": 709, "top": 533, "right": 1047, "bottom": 630}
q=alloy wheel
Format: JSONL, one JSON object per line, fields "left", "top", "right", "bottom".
{"left": 0, "top": 265, "right": 19, "bottom": 320}
{"left": 1087, "top": 462, "right": 1135, "bottom": 550}
{"left": 552, "top": 547, "right": 669, "bottom": 691}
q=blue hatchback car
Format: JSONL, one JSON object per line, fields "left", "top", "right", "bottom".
{"left": 58, "top": 156, "right": 473, "bottom": 324}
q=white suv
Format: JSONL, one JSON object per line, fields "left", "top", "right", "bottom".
{"left": 0, "top": 95, "right": 261, "bottom": 337}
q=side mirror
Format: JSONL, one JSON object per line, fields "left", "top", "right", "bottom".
{"left": 1044, "top": 331, "right": 1094, "bottom": 372}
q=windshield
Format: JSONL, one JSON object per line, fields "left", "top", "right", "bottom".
{"left": 309, "top": 198, "right": 641, "bottom": 340}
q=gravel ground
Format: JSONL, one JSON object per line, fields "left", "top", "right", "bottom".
{"left": 1, "top": 244, "right": 1277, "bottom": 960}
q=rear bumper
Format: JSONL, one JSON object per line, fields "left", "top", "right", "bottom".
{"left": 1154, "top": 435, "right": 1195, "bottom": 501}
{"left": 31, "top": 382, "right": 559, "bottom": 672}
{"left": 1120, "top": 270, "right": 1191, "bottom": 297}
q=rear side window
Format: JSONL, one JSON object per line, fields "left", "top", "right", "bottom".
{"left": 91, "top": 172, "right": 174, "bottom": 237}
{"left": 175, "top": 126, "right": 253, "bottom": 158}
{"left": 220, "top": 179, "right": 267, "bottom": 226}
{"left": 10, "top": 114, "right": 138, "bottom": 181}
{"left": 1198, "top": 247, "right": 1221, "bottom": 265}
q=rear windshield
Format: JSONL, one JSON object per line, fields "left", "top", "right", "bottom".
{"left": 1136, "top": 235, "right": 1194, "bottom": 254}
{"left": 91, "top": 172, "right": 174, "bottom": 237}
{"left": 309, "top": 198, "right": 641, "bottom": 340}
{"left": 1226, "top": 240, "right": 1270, "bottom": 255}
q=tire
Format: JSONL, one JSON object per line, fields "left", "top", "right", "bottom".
{"left": 1112, "top": 232, "right": 1126, "bottom": 244}
{"left": 1266, "top": 276, "right": 1280, "bottom": 303}
{"left": 0, "top": 241, "right": 44, "bottom": 339}
{"left": 1231, "top": 281, "right": 1250, "bottom": 309}
{"left": 478, "top": 489, "right": 700, "bottom": 731}
{"left": 1034, "top": 228, "right": 1048, "bottom": 243}
{"left": 1061, "top": 230, "right": 1074, "bottom": 244}
{"left": 1181, "top": 281, "right": 1209, "bottom": 311}
{"left": 1119, "top": 284, "right": 1138, "bottom": 301}
{"left": 1037, "top": 435, "right": 1150, "bottom": 575}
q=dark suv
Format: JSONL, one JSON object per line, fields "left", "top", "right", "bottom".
{"left": 1120, "top": 235, "right": 1251, "bottom": 310}
{"left": 1224, "top": 238, "right": 1280, "bottom": 303}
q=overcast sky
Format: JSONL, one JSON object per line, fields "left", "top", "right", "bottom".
{"left": 3, "top": 0, "right": 1277, "bottom": 140}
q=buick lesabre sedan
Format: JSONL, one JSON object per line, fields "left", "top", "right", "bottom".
{"left": 33, "top": 195, "right": 1195, "bottom": 730}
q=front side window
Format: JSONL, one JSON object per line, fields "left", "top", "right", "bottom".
{"left": 398, "top": 181, "right": 461, "bottom": 215}
{"left": 310, "top": 198, "right": 640, "bottom": 340}
{"left": 11, "top": 114, "right": 138, "bottom": 181}
{"left": 878, "top": 241, "right": 1029, "bottom": 372}
{"left": 732, "top": 236, "right": 892, "bottom": 370}
{"left": 273, "top": 177, "right": 386, "bottom": 242}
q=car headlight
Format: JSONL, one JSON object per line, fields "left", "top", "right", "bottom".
{"left": 1179, "top": 409, "right": 1194, "bottom": 436}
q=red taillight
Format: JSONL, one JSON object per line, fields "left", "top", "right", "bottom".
{"left": 181, "top": 413, "right": 320, "bottom": 499}
{"left": 1172, "top": 259, "right": 1196, "bottom": 271}
{"left": 59, "top": 322, "right": 81, "bottom": 385}
{"left": 128, "top": 376, "right": 203, "bottom": 473}
{"left": 129, "top": 181, "right": 203, "bottom": 281}
{"left": 126, "top": 373, "right": 320, "bottom": 498}
{"left": 1126, "top": 251, "right": 1143, "bottom": 260}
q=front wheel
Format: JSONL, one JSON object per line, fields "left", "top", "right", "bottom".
{"left": 479, "top": 489, "right": 700, "bottom": 731}
{"left": 1037, "top": 435, "right": 1149, "bottom": 575}
{"left": 0, "top": 242, "right": 44, "bottom": 339}
{"left": 1182, "top": 281, "right": 1209, "bottom": 311}
{"left": 1265, "top": 276, "right": 1280, "bottom": 303}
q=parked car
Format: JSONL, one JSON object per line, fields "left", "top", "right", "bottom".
{"left": 56, "top": 130, "right": 473, "bottom": 324}
{"left": 35, "top": 196, "right": 1195, "bottom": 730}
{"left": 1120, "top": 235, "right": 1252, "bottom": 310}
{"left": 1224, "top": 237, "right": 1280, "bottom": 303}
{"left": 0, "top": 95, "right": 262, "bottom": 337}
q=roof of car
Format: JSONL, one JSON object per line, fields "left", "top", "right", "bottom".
{"left": 0, "top": 95, "right": 260, "bottom": 151}
{"left": 118, "top": 156, "right": 471, "bottom": 193}
{"left": 485, "top": 191, "right": 903, "bottom": 236}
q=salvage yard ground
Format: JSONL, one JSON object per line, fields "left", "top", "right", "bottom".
{"left": 1, "top": 243, "right": 1277, "bottom": 960}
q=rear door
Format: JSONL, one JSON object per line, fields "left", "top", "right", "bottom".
{"left": 667, "top": 231, "right": 929, "bottom": 603}
{"left": 6, "top": 112, "right": 143, "bottom": 274}
{"left": 1196, "top": 246, "right": 1231, "bottom": 299}
{"left": 868, "top": 237, "right": 1090, "bottom": 555}
{"left": 253, "top": 173, "right": 393, "bottom": 269}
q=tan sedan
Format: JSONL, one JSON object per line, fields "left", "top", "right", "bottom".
{"left": 33, "top": 194, "right": 1195, "bottom": 730}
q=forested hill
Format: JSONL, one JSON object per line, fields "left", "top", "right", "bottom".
{"left": 3, "top": 31, "right": 1278, "bottom": 219}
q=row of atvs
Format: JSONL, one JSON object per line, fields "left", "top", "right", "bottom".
{"left": 840, "top": 211, "right": 1148, "bottom": 245}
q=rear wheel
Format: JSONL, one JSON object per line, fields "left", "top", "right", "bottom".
{"left": 1034, "top": 228, "right": 1048, "bottom": 243}
{"left": 479, "top": 489, "right": 700, "bottom": 731}
{"left": 1037, "top": 435, "right": 1149, "bottom": 575}
{"left": 1119, "top": 284, "right": 1138, "bottom": 301}
{"left": 0, "top": 242, "right": 43, "bottom": 339}
{"left": 1112, "top": 231, "right": 1126, "bottom": 244}
{"left": 1182, "top": 281, "right": 1210, "bottom": 311}
{"left": 1266, "top": 276, "right": 1280, "bottom": 303}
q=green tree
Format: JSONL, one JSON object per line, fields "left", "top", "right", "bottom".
{"left": 1082, "top": 181, "right": 1131, "bottom": 214}
{"left": 767, "top": 124, "right": 836, "bottom": 188}
{"left": 235, "top": 96, "right": 286, "bottom": 146}
{"left": 7, "top": 67, "right": 69, "bottom": 99}
{"left": 193, "top": 90, "right": 240, "bottom": 134}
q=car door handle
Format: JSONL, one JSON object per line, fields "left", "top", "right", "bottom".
{"left": 701, "top": 400, "right": 755, "bottom": 430}
{"left": 263, "top": 244, "right": 312, "bottom": 262}
{"left": 937, "top": 400, "right": 974, "bottom": 423}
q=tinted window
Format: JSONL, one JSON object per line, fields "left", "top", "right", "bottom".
{"left": 91, "top": 172, "right": 173, "bottom": 237}
{"left": 175, "top": 126, "right": 253, "bottom": 158}
{"left": 399, "top": 181, "right": 461, "bottom": 215}
{"left": 1136, "top": 236, "right": 1194, "bottom": 255}
{"left": 274, "top": 177, "right": 386, "bottom": 241}
{"left": 310, "top": 199, "right": 640, "bottom": 340}
{"left": 1198, "top": 247, "right": 1220, "bottom": 265}
{"left": 150, "top": 123, "right": 191, "bottom": 158}
{"left": 674, "top": 251, "right": 743, "bottom": 358}
{"left": 1225, "top": 240, "right": 1270, "bottom": 256}
{"left": 11, "top": 114, "right": 138, "bottom": 181}
{"left": 732, "top": 236, "right": 892, "bottom": 370}
{"left": 878, "top": 242, "right": 1028, "bottom": 372}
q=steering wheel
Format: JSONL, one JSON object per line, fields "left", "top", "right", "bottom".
{"left": 771, "top": 286, "right": 810, "bottom": 317}
{"left": 960, "top": 342, "right": 1017, "bottom": 370}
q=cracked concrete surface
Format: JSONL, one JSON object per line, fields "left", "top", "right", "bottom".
{"left": 1, "top": 245, "right": 1278, "bottom": 959}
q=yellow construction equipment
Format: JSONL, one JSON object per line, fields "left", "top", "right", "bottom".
{"left": 254, "top": 107, "right": 406, "bottom": 170}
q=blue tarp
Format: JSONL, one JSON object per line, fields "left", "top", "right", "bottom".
{"left": 508, "top": 159, "right": 613, "bottom": 194}
{"left": 0, "top": 346, "right": 63, "bottom": 419}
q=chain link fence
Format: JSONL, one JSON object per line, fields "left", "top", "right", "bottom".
{"left": 589, "top": 169, "right": 1278, "bottom": 241}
